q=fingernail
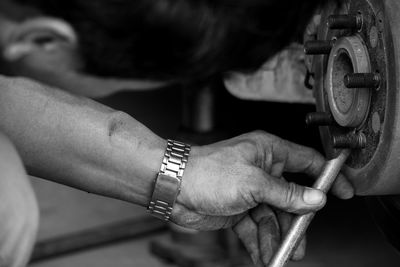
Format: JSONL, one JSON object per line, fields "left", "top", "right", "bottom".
{"left": 342, "top": 188, "right": 354, "bottom": 199}
{"left": 303, "top": 188, "right": 325, "bottom": 205}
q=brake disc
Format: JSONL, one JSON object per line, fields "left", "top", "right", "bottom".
{"left": 306, "top": 0, "right": 400, "bottom": 195}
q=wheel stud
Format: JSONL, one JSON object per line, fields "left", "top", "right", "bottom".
{"left": 304, "top": 40, "right": 334, "bottom": 55}
{"left": 328, "top": 14, "right": 363, "bottom": 30}
{"left": 305, "top": 112, "right": 333, "bottom": 126}
{"left": 344, "top": 73, "right": 381, "bottom": 89}
{"left": 332, "top": 132, "right": 367, "bottom": 149}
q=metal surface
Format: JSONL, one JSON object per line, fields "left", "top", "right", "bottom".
{"left": 325, "top": 35, "right": 372, "bottom": 128}
{"left": 148, "top": 140, "right": 191, "bottom": 221}
{"left": 344, "top": 73, "right": 381, "bottom": 88}
{"left": 304, "top": 40, "right": 334, "bottom": 55}
{"left": 306, "top": 0, "right": 400, "bottom": 257}
{"left": 306, "top": 0, "right": 400, "bottom": 195}
{"left": 332, "top": 132, "right": 367, "bottom": 149}
{"left": 268, "top": 150, "right": 351, "bottom": 267}
{"left": 305, "top": 112, "right": 333, "bottom": 126}
{"left": 328, "top": 14, "right": 363, "bottom": 30}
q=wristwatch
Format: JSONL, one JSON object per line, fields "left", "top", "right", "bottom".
{"left": 148, "top": 139, "right": 191, "bottom": 221}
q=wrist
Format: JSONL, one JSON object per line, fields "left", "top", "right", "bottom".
{"left": 175, "top": 145, "right": 200, "bottom": 208}
{"left": 148, "top": 140, "right": 191, "bottom": 221}
{"left": 130, "top": 137, "right": 166, "bottom": 207}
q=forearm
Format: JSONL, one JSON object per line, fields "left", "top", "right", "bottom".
{"left": 0, "top": 76, "right": 165, "bottom": 206}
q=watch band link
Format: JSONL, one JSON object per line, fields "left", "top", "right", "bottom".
{"left": 148, "top": 140, "right": 191, "bottom": 221}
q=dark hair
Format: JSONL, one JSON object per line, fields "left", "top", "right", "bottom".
{"left": 16, "top": 0, "right": 326, "bottom": 82}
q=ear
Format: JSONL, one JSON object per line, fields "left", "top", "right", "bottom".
{"left": 3, "top": 17, "right": 78, "bottom": 62}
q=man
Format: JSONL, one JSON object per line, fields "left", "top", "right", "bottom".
{"left": 0, "top": 0, "right": 353, "bottom": 266}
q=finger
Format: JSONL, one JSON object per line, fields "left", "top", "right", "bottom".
{"left": 271, "top": 138, "right": 325, "bottom": 178}
{"left": 248, "top": 131, "right": 325, "bottom": 177}
{"left": 256, "top": 133, "right": 354, "bottom": 200}
{"left": 252, "top": 173, "right": 326, "bottom": 214}
{"left": 276, "top": 141, "right": 354, "bottom": 199}
{"left": 272, "top": 140, "right": 354, "bottom": 200}
{"left": 293, "top": 236, "right": 307, "bottom": 261}
{"left": 251, "top": 205, "right": 281, "bottom": 266}
{"left": 271, "top": 165, "right": 354, "bottom": 200}
{"left": 172, "top": 204, "right": 244, "bottom": 231}
{"left": 270, "top": 160, "right": 285, "bottom": 178}
{"left": 259, "top": 216, "right": 281, "bottom": 265}
{"left": 331, "top": 173, "right": 354, "bottom": 199}
{"left": 276, "top": 211, "right": 306, "bottom": 261}
{"left": 233, "top": 215, "right": 263, "bottom": 267}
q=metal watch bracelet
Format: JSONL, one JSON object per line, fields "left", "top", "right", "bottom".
{"left": 148, "top": 140, "right": 191, "bottom": 221}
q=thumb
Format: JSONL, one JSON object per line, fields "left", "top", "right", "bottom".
{"left": 252, "top": 174, "right": 326, "bottom": 214}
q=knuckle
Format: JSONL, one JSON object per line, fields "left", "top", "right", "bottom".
{"left": 250, "top": 130, "right": 273, "bottom": 142}
{"left": 284, "top": 182, "right": 299, "bottom": 212}
{"left": 237, "top": 138, "right": 258, "bottom": 155}
{"left": 252, "top": 130, "right": 267, "bottom": 137}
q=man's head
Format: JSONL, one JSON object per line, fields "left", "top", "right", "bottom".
{"left": 12, "top": 0, "right": 327, "bottom": 83}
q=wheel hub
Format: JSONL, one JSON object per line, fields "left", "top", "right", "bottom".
{"left": 326, "top": 35, "right": 372, "bottom": 128}
{"left": 305, "top": 0, "right": 400, "bottom": 195}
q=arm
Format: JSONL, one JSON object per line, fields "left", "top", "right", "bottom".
{"left": 0, "top": 75, "right": 164, "bottom": 206}
{"left": 0, "top": 76, "right": 354, "bottom": 266}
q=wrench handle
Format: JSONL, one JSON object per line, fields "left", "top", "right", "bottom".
{"left": 268, "top": 149, "right": 351, "bottom": 267}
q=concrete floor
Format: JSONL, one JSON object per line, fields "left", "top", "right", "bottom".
{"left": 28, "top": 88, "right": 400, "bottom": 267}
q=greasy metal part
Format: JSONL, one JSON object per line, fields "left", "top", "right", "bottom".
{"left": 328, "top": 14, "right": 363, "bottom": 30}
{"left": 325, "top": 35, "right": 372, "bottom": 128}
{"left": 268, "top": 150, "right": 351, "bottom": 267}
{"left": 305, "top": 0, "right": 400, "bottom": 195}
{"left": 332, "top": 132, "right": 367, "bottom": 149}
{"left": 30, "top": 217, "right": 167, "bottom": 262}
{"left": 305, "top": 112, "right": 334, "bottom": 126}
{"left": 304, "top": 40, "right": 334, "bottom": 55}
{"left": 344, "top": 73, "right": 381, "bottom": 88}
{"left": 307, "top": 0, "right": 400, "bottom": 257}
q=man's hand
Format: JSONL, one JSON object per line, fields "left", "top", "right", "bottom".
{"left": 171, "top": 131, "right": 354, "bottom": 266}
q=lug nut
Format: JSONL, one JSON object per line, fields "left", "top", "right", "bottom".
{"left": 328, "top": 14, "right": 363, "bottom": 30}
{"left": 305, "top": 112, "right": 333, "bottom": 126}
{"left": 304, "top": 40, "right": 334, "bottom": 55}
{"left": 332, "top": 132, "right": 367, "bottom": 149}
{"left": 344, "top": 73, "right": 381, "bottom": 88}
